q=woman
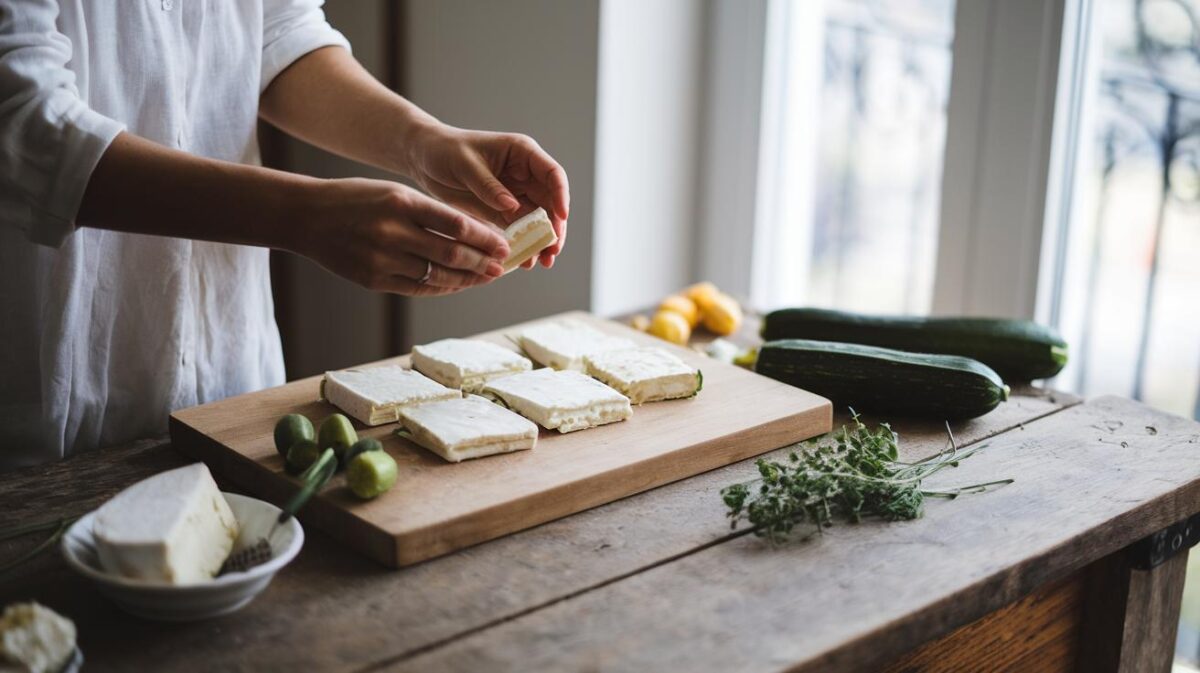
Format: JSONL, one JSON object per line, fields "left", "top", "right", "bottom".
{"left": 0, "top": 1, "right": 570, "bottom": 468}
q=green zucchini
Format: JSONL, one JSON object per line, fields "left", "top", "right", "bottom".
{"left": 755, "top": 339, "right": 1009, "bottom": 419}
{"left": 760, "top": 308, "right": 1068, "bottom": 381}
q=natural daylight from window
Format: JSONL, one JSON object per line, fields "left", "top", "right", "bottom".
{"left": 755, "top": 0, "right": 1198, "bottom": 423}
{"left": 752, "top": 0, "right": 955, "bottom": 314}
{"left": 756, "top": 0, "right": 1199, "bottom": 664}
{"left": 1050, "top": 0, "right": 1200, "bottom": 424}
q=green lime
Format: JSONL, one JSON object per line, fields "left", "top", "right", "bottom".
{"left": 342, "top": 437, "right": 383, "bottom": 471}
{"left": 318, "top": 413, "right": 358, "bottom": 462}
{"left": 273, "top": 414, "right": 314, "bottom": 457}
{"left": 347, "top": 451, "right": 398, "bottom": 499}
{"left": 285, "top": 439, "right": 321, "bottom": 474}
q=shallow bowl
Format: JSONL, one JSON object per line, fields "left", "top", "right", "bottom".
{"left": 61, "top": 493, "right": 303, "bottom": 621}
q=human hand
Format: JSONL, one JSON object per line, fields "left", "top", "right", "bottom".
{"left": 292, "top": 178, "right": 510, "bottom": 296}
{"left": 404, "top": 124, "right": 569, "bottom": 269}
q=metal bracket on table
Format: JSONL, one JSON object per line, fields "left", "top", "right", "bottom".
{"left": 1131, "top": 512, "right": 1200, "bottom": 570}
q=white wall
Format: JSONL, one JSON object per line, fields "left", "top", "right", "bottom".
{"left": 401, "top": 0, "right": 601, "bottom": 345}
{"left": 591, "top": 0, "right": 707, "bottom": 316}
{"left": 693, "top": 0, "right": 770, "bottom": 301}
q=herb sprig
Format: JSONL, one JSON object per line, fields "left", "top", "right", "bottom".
{"left": 721, "top": 412, "right": 1011, "bottom": 543}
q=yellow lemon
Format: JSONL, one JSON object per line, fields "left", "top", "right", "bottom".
{"left": 648, "top": 310, "right": 691, "bottom": 345}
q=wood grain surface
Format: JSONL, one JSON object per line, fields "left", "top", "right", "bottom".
{"left": 0, "top": 388, "right": 1077, "bottom": 672}
{"left": 883, "top": 570, "right": 1085, "bottom": 673}
{"left": 1077, "top": 546, "right": 1191, "bottom": 673}
{"left": 391, "top": 396, "right": 1200, "bottom": 673}
{"left": 170, "top": 311, "right": 832, "bottom": 567}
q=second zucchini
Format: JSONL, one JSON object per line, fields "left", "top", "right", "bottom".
{"left": 755, "top": 339, "right": 1009, "bottom": 419}
{"left": 760, "top": 308, "right": 1068, "bottom": 381}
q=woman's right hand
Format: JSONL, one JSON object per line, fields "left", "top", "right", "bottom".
{"left": 292, "top": 178, "right": 511, "bottom": 297}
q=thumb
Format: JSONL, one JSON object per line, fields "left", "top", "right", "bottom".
{"left": 460, "top": 155, "right": 520, "bottom": 213}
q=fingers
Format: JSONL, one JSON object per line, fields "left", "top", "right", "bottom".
{"left": 536, "top": 157, "right": 570, "bottom": 222}
{"left": 405, "top": 226, "right": 505, "bottom": 278}
{"left": 512, "top": 135, "right": 570, "bottom": 221}
{"left": 372, "top": 276, "right": 468, "bottom": 297}
{"left": 424, "top": 182, "right": 511, "bottom": 232}
{"left": 502, "top": 138, "right": 568, "bottom": 267}
{"left": 403, "top": 193, "right": 509, "bottom": 260}
{"left": 458, "top": 153, "right": 520, "bottom": 213}
{"left": 394, "top": 253, "right": 490, "bottom": 289}
{"left": 542, "top": 212, "right": 567, "bottom": 265}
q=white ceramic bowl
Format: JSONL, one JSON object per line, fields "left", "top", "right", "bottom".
{"left": 61, "top": 493, "right": 303, "bottom": 622}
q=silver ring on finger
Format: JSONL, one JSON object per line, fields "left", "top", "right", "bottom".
{"left": 418, "top": 260, "right": 433, "bottom": 285}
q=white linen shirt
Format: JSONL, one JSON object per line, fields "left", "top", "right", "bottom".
{"left": 0, "top": 0, "right": 349, "bottom": 468}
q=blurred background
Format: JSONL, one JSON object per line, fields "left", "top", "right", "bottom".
{"left": 264, "top": 1, "right": 1199, "bottom": 661}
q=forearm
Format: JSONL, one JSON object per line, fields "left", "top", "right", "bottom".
{"left": 77, "top": 132, "right": 319, "bottom": 252}
{"left": 259, "top": 46, "right": 436, "bottom": 177}
{"left": 75, "top": 130, "right": 509, "bottom": 297}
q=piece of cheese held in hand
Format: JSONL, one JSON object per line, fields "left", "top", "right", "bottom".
{"left": 502, "top": 207, "right": 558, "bottom": 272}
{"left": 411, "top": 338, "right": 532, "bottom": 394}
{"left": 322, "top": 365, "right": 460, "bottom": 426}
{"left": 584, "top": 346, "right": 702, "bottom": 404}
{"left": 92, "top": 463, "right": 238, "bottom": 584}
{"left": 517, "top": 319, "right": 636, "bottom": 371}
{"left": 399, "top": 395, "right": 538, "bottom": 463}
{"left": 483, "top": 368, "right": 632, "bottom": 433}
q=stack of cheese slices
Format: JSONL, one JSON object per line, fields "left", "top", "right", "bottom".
{"left": 321, "top": 318, "right": 702, "bottom": 463}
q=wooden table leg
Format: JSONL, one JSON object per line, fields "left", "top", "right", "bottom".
{"left": 1077, "top": 548, "right": 1189, "bottom": 673}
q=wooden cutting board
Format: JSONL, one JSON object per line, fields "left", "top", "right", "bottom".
{"left": 170, "top": 311, "right": 831, "bottom": 567}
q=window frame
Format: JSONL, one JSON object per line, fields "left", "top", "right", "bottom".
{"left": 696, "top": 0, "right": 1082, "bottom": 322}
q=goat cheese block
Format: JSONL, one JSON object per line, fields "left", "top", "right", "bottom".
{"left": 502, "top": 207, "right": 559, "bottom": 272}
{"left": 322, "top": 365, "right": 461, "bottom": 426}
{"left": 92, "top": 463, "right": 239, "bottom": 585}
{"left": 411, "top": 338, "right": 532, "bottom": 393}
{"left": 483, "top": 368, "right": 632, "bottom": 433}
{"left": 516, "top": 319, "right": 636, "bottom": 371}
{"left": 399, "top": 394, "right": 538, "bottom": 463}
{"left": 584, "top": 347, "right": 702, "bottom": 404}
{"left": 0, "top": 603, "right": 76, "bottom": 673}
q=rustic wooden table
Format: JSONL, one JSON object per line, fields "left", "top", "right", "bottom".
{"left": 2, "top": 331, "right": 1199, "bottom": 672}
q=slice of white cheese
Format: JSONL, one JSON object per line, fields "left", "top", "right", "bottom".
{"left": 483, "top": 368, "right": 632, "bottom": 433}
{"left": 0, "top": 603, "right": 76, "bottom": 673}
{"left": 92, "top": 463, "right": 239, "bottom": 585}
{"left": 399, "top": 394, "right": 538, "bottom": 462}
{"left": 322, "top": 365, "right": 461, "bottom": 426}
{"left": 517, "top": 319, "right": 636, "bottom": 371}
{"left": 584, "top": 347, "right": 701, "bottom": 404}
{"left": 411, "top": 338, "right": 532, "bottom": 394}
{"left": 502, "top": 207, "right": 558, "bottom": 273}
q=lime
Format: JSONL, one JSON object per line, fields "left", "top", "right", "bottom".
{"left": 285, "top": 439, "right": 321, "bottom": 474}
{"left": 318, "top": 414, "right": 358, "bottom": 462}
{"left": 347, "top": 451, "right": 398, "bottom": 499}
{"left": 342, "top": 437, "right": 383, "bottom": 471}
{"left": 273, "top": 414, "right": 314, "bottom": 457}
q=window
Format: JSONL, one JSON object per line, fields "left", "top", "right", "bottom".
{"left": 704, "top": 0, "right": 1200, "bottom": 665}
{"left": 1040, "top": 3, "right": 1200, "bottom": 661}
{"left": 752, "top": 0, "right": 956, "bottom": 313}
{"left": 1048, "top": 0, "right": 1200, "bottom": 420}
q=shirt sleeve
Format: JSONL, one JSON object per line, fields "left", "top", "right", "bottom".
{"left": 261, "top": 0, "right": 352, "bottom": 93}
{"left": 0, "top": 0, "right": 126, "bottom": 248}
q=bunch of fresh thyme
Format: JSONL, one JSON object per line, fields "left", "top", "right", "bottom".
{"left": 721, "top": 412, "right": 1012, "bottom": 543}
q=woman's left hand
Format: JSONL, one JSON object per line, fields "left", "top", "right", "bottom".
{"left": 404, "top": 124, "right": 570, "bottom": 269}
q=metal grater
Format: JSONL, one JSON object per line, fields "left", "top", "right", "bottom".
{"left": 219, "top": 534, "right": 275, "bottom": 575}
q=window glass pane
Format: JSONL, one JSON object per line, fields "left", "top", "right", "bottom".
{"left": 753, "top": 0, "right": 954, "bottom": 313}
{"left": 1051, "top": 0, "right": 1200, "bottom": 422}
